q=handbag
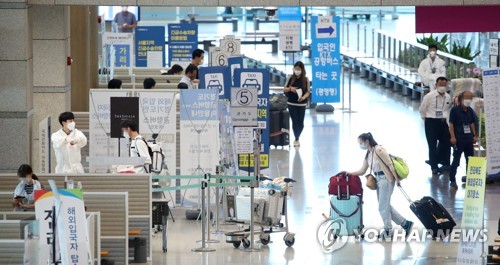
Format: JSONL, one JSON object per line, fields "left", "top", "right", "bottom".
{"left": 365, "top": 151, "right": 377, "bottom": 190}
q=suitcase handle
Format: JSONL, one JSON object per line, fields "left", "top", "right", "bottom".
{"left": 336, "top": 173, "right": 350, "bottom": 200}
{"left": 398, "top": 185, "right": 413, "bottom": 204}
{"left": 329, "top": 199, "right": 361, "bottom": 218}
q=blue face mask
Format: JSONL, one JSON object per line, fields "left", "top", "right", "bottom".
{"left": 359, "top": 144, "right": 367, "bottom": 150}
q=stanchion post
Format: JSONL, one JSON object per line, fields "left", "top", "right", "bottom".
{"left": 372, "top": 29, "right": 375, "bottom": 57}
{"left": 192, "top": 174, "right": 215, "bottom": 252}
{"left": 343, "top": 61, "right": 356, "bottom": 113}
{"left": 346, "top": 22, "right": 350, "bottom": 49}
{"left": 204, "top": 173, "right": 219, "bottom": 243}
{"left": 357, "top": 23, "right": 360, "bottom": 52}
{"left": 214, "top": 166, "right": 221, "bottom": 233}
{"left": 338, "top": 59, "right": 347, "bottom": 110}
{"left": 364, "top": 26, "right": 367, "bottom": 54}
{"left": 244, "top": 129, "right": 261, "bottom": 252}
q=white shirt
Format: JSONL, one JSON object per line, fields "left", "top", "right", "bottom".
{"left": 418, "top": 56, "right": 446, "bottom": 90}
{"left": 419, "top": 90, "right": 452, "bottom": 119}
{"left": 179, "top": 75, "right": 194, "bottom": 89}
{"left": 51, "top": 128, "right": 87, "bottom": 174}
{"left": 130, "top": 135, "right": 152, "bottom": 173}
{"left": 367, "top": 151, "right": 382, "bottom": 173}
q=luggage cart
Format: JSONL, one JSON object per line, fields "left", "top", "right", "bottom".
{"left": 225, "top": 178, "right": 296, "bottom": 248}
{"left": 152, "top": 200, "right": 173, "bottom": 252}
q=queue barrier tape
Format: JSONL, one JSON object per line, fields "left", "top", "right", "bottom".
{"left": 152, "top": 184, "right": 202, "bottom": 192}
{"left": 207, "top": 182, "right": 250, "bottom": 188}
{"left": 151, "top": 175, "right": 204, "bottom": 180}
{"left": 152, "top": 181, "right": 253, "bottom": 192}
{"left": 151, "top": 175, "right": 257, "bottom": 181}
{"left": 211, "top": 176, "right": 256, "bottom": 181}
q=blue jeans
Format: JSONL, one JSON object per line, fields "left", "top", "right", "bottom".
{"left": 375, "top": 174, "right": 405, "bottom": 232}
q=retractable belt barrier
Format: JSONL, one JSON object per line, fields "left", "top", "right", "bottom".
{"left": 151, "top": 175, "right": 257, "bottom": 192}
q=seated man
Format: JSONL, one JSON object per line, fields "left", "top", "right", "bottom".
{"left": 418, "top": 44, "right": 446, "bottom": 91}
{"left": 178, "top": 64, "right": 198, "bottom": 89}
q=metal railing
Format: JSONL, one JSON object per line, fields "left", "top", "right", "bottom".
{"left": 342, "top": 21, "right": 476, "bottom": 80}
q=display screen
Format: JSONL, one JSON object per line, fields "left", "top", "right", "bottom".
{"left": 99, "top": 6, "right": 140, "bottom": 22}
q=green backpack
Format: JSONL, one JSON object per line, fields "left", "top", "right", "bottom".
{"left": 390, "top": 155, "right": 409, "bottom": 179}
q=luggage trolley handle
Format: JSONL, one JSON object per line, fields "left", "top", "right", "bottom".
{"left": 398, "top": 185, "right": 413, "bottom": 204}
{"left": 337, "top": 173, "right": 350, "bottom": 200}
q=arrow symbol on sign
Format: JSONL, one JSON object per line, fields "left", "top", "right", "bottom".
{"left": 318, "top": 26, "right": 335, "bottom": 36}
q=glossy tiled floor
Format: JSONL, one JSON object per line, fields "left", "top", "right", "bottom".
{"left": 149, "top": 75, "right": 500, "bottom": 265}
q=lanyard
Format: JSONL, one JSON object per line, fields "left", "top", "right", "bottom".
{"left": 435, "top": 95, "right": 446, "bottom": 110}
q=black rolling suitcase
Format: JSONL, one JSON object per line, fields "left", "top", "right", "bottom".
{"left": 399, "top": 186, "right": 456, "bottom": 239}
{"left": 270, "top": 110, "right": 290, "bottom": 147}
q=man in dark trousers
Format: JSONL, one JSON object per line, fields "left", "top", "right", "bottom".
{"left": 419, "top": 77, "right": 452, "bottom": 175}
{"left": 449, "top": 91, "right": 477, "bottom": 188}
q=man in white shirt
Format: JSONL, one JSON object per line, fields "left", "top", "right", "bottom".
{"left": 419, "top": 77, "right": 452, "bottom": 175}
{"left": 51, "top": 112, "right": 88, "bottom": 173}
{"left": 418, "top": 44, "right": 446, "bottom": 91}
{"left": 178, "top": 64, "right": 198, "bottom": 89}
{"left": 121, "top": 119, "right": 152, "bottom": 173}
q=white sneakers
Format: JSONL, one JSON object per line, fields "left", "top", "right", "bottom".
{"left": 293, "top": 140, "right": 300, "bottom": 147}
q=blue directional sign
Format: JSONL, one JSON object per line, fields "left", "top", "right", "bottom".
{"left": 198, "top": 66, "right": 231, "bottom": 99}
{"left": 233, "top": 68, "right": 270, "bottom": 171}
{"left": 311, "top": 16, "right": 341, "bottom": 103}
{"left": 278, "top": 7, "right": 302, "bottom": 21}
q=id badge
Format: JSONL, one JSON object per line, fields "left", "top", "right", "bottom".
{"left": 436, "top": 111, "right": 443, "bottom": 118}
{"left": 463, "top": 124, "right": 471, "bottom": 134}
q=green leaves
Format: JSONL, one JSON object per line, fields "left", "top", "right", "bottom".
{"left": 417, "top": 34, "right": 481, "bottom": 61}
{"left": 417, "top": 34, "right": 449, "bottom": 53}
{"left": 450, "top": 40, "right": 481, "bottom": 60}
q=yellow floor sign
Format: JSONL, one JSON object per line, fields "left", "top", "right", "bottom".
{"left": 238, "top": 154, "right": 269, "bottom": 168}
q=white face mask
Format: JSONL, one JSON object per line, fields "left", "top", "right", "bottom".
{"left": 429, "top": 51, "right": 436, "bottom": 57}
{"left": 123, "top": 131, "right": 130, "bottom": 139}
{"left": 122, "top": 6, "right": 128, "bottom": 12}
{"left": 463, "top": 99, "right": 472, "bottom": 107}
{"left": 437, "top": 86, "right": 446, "bottom": 94}
{"left": 294, "top": 70, "right": 302, "bottom": 76}
{"left": 200, "top": 58, "right": 204, "bottom": 65}
{"left": 67, "top": 121, "right": 76, "bottom": 130}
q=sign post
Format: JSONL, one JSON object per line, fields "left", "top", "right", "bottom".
{"left": 278, "top": 7, "right": 302, "bottom": 52}
{"left": 233, "top": 69, "right": 270, "bottom": 172}
{"left": 311, "top": 16, "right": 341, "bottom": 113}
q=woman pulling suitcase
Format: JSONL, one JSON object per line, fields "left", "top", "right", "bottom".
{"left": 348, "top": 132, "right": 414, "bottom": 239}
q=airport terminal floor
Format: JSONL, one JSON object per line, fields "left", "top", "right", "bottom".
{"left": 150, "top": 75, "right": 500, "bottom": 265}
{"left": 2, "top": 4, "right": 500, "bottom": 265}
